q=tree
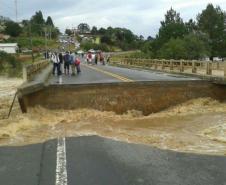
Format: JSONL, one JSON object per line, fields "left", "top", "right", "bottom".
{"left": 31, "top": 11, "right": 45, "bottom": 25}
{"left": 101, "top": 35, "right": 112, "bottom": 45}
{"left": 46, "top": 16, "right": 54, "bottom": 27}
{"left": 0, "top": 51, "right": 22, "bottom": 77}
{"left": 65, "top": 29, "right": 72, "bottom": 35}
{"left": 185, "top": 19, "right": 198, "bottom": 33}
{"left": 139, "top": 35, "right": 144, "bottom": 40}
{"left": 4, "top": 21, "right": 22, "bottom": 37}
{"left": 78, "top": 26, "right": 140, "bottom": 51}
{"left": 78, "top": 23, "right": 90, "bottom": 34}
{"left": 21, "top": 19, "right": 29, "bottom": 26}
{"left": 45, "top": 16, "right": 57, "bottom": 39}
{"left": 197, "top": 4, "right": 226, "bottom": 58}
{"left": 80, "top": 41, "right": 110, "bottom": 52}
{"left": 161, "top": 7, "right": 183, "bottom": 26}
{"left": 149, "top": 8, "right": 188, "bottom": 56}
{"left": 114, "top": 28, "right": 135, "bottom": 43}
{"left": 0, "top": 16, "right": 10, "bottom": 33}
{"left": 30, "top": 11, "right": 45, "bottom": 36}
{"left": 51, "top": 27, "right": 60, "bottom": 38}
{"left": 158, "top": 38, "right": 187, "bottom": 59}
{"left": 91, "top": 26, "right": 98, "bottom": 35}
{"left": 158, "top": 34, "right": 210, "bottom": 60}
{"left": 183, "top": 33, "right": 210, "bottom": 59}
{"left": 147, "top": 36, "right": 154, "bottom": 41}
{"left": 157, "top": 8, "right": 188, "bottom": 48}
{"left": 98, "top": 28, "right": 107, "bottom": 35}
{"left": 141, "top": 41, "right": 154, "bottom": 57}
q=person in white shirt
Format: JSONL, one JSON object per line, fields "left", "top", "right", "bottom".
{"left": 70, "top": 52, "right": 76, "bottom": 76}
{"left": 51, "top": 52, "right": 60, "bottom": 75}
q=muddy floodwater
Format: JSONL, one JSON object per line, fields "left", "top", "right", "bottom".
{"left": 0, "top": 77, "right": 226, "bottom": 156}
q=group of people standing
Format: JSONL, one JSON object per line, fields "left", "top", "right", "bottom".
{"left": 86, "top": 52, "right": 109, "bottom": 65}
{"left": 51, "top": 51, "right": 81, "bottom": 76}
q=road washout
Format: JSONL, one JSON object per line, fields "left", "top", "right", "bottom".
{"left": 0, "top": 83, "right": 226, "bottom": 156}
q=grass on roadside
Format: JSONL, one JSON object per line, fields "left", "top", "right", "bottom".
{"left": 0, "top": 51, "right": 22, "bottom": 77}
{"left": 0, "top": 51, "right": 45, "bottom": 78}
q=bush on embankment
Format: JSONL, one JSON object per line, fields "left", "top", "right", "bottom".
{"left": 80, "top": 41, "right": 111, "bottom": 52}
{"left": 0, "top": 51, "right": 22, "bottom": 77}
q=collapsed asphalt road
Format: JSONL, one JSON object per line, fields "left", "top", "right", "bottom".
{"left": 0, "top": 136, "right": 225, "bottom": 185}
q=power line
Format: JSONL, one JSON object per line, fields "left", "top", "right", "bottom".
{"left": 14, "top": 0, "right": 18, "bottom": 22}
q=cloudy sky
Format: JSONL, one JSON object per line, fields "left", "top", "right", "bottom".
{"left": 1, "top": 0, "right": 226, "bottom": 37}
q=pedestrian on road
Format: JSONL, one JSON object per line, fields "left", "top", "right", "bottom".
{"left": 58, "top": 52, "right": 63, "bottom": 75}
{"left": 107, "top": 54, "right": 111, "bottom": 63}
{"left": 99, "top": 52, "right": 105, "bottom": 65}
{"left": 64, "top": 51, "right": 71, "bottom": 75}
{"left": 91, "top": 52, "right": 95, "bottom": 64}
{"left": 44, "top": 51, "right": 47, "bottom": 59}
{"left": 87, "top": 52, "right": 92, "bottom": 64}
{"left": 51, "top": 52, "right": 60, "bottom": 76}
{"left": 75, "top": 57, "right": 81, "bottom": 74}
{"left": 70, "top": 52, "right": 76, "bottom": 76}
{"left": 95, "top": 53, "right": 98, "bottom": 65}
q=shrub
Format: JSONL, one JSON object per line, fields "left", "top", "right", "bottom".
{"left": 81, "top": 42, "right": 110, "bottom": 52}
{"left": 0, "top": 51, "right": 22, "bottom": 77}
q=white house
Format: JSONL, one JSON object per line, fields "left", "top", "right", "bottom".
{"left": 0, "top": 43, "right": 18, "bottom": 54}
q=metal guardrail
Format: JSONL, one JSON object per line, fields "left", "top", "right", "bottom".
{"left": 23, "top": 60, "right": 50, "bottom": 82}
{"left": 110, "top": 58, "right": 226, "bottom": 78}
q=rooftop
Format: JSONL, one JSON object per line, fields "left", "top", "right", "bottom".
{"left": 0, "top": 43, "right": 18, "bottom": 47}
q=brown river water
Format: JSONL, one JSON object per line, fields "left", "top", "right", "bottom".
{"left": 0, "top": 77, "right": 226, "bottom": 156}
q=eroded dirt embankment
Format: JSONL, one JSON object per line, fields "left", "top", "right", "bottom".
{"left": 0, "top": 78, "right": 226, "bottom": 156}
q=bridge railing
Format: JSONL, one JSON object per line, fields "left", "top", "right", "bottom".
{"left": 23, "top": 60, "right": 50, "bottom": 82}
{"left": 110, "top": 58, "right": 226, "bottom": 78}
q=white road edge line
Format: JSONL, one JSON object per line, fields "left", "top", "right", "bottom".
{"left": 56, "top": 137, "right": 68, "bottom": 185}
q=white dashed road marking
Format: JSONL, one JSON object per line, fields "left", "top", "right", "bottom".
{"left": 56, "top": 137, "right": 68, "bottom": 185}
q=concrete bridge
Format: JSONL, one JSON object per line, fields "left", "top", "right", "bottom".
{"left": 1, "top": 59, "right": 226, "bottom": 185}
{"left": 18, "top": 58, "right": 226, "bottom": 114}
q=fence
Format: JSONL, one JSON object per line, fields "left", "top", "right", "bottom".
{"left": 23, "top": 60, "right": 50, "bottom": 82}
{"left": 110, "top": 58, "right": 226, "bottom": 78}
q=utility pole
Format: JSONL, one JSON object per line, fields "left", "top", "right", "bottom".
{"left": 49, "top": 27, "right": 51, "bottom": 40}
{"left": 44, "top": 27, "right": 48, "bottom": 56}
{"left": 14, "top": 0, "right": 18, "bottom": 22}
{"left": 29, "top": 23, "right": 35, "bottom": 63}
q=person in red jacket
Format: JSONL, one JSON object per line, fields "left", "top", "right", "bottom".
{"left": 75, "top": 58, "right": 81, "bottom": 74}
{"left": 99, "top": 52, "right": 105, "bottom": 65}
{"left": 87, "top": 52, "right": 92, "bottom": 64}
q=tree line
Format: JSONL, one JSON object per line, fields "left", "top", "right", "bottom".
{"left": 66, "top": 4, "right": 226, "bottom": 59}
{"left": 0, "top": 11, "right": 59, "bottom": 39}
{"left": 66, "top": 23, "right": 144, "bottom": 51}
{"left": 142, "top": 4, "right": 226, "bottom": 60}
{"left": 91, "top": 26, "right": 143, "bottom": 50}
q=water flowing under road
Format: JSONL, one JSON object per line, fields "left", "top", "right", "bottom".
{"left": 0, "top": 65, "right": 226, "bottom": 156}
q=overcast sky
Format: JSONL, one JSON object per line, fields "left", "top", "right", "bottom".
{"left": 1, "top": 0, "right": 226, "bottom": 37}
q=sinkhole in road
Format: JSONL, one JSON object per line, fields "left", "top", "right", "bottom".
{"left": 1, "top": 81, "right": 226, "bottom": 155}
